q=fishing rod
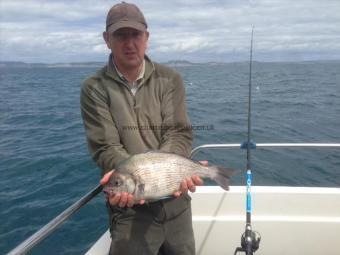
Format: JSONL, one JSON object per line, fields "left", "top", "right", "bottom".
{"left": 234, "top": 27, "right": 261, "bottom": 255}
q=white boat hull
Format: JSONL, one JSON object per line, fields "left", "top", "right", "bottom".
{"left": 86, "top": 186, "right": 340, "bottom": 254}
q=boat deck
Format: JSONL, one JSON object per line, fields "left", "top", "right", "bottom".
{"left": 86, "top": 185, "right": 340, "bottom": 255}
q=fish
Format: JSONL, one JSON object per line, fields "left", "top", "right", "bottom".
{"left": 103, "top": 151, "right": 236, "bottom": 202}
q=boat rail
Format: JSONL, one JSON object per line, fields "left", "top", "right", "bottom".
{"left": 7, "top": 143, "right": 340, "bottom": 254}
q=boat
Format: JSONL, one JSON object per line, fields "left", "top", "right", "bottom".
{"left": 8, "top": 143, "right": 340, "bottom": 255}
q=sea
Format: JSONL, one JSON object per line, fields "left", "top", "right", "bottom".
{"left": 0, "top": 61, "right": 339, "bottom": 254}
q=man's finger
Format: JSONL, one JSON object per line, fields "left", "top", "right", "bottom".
{"left": 186, "top": 177, "right": 196, "bottom": 192}
{"left": 100, "top": 170, "right": 115, "bottom": 185}
{"left": 180, "top": 179, "right": 188, "bottom": 193}
{"left": 118, "top": 192, "right": 128, "bottom": 207}
{"left": 174, "top": 191, "right": 182, "bottom": 197}
{"left": 198, "top": 160, "right": 208, "bottom": 166}
{"left": 126, "top": 194, "right": 134, "bottom": 207}
{"left": 192, "top": 175, "right": 204, "bottom": 186}
{"left": 109, "top": 192, "right": 121, "bottom": 206}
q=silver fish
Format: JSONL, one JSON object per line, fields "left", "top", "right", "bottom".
{"left": 103, "top": 151, "right": 235, "bottom": 201}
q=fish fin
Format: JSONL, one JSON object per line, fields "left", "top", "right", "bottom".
{"left": 144, "top": 150, "right": 156, "bottom": 153}
{"left": 132, "top": 174, "right": 145, "bottom": 199}
{"left": 138, "top": 183, "right": 145, "bottom": 195}
{"left": 144, "top": 150, "right": 190, "bottom": 159}
{"left": 210, "top": 166, "right": 238, "bottom": 191}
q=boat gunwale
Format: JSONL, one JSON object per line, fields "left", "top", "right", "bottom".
{"left": 7, "top": 143, "right": 340, "bottom": 255}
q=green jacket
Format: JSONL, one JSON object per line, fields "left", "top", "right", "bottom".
{"left": 81, "top": 56, "right": 192, "bottom": 175}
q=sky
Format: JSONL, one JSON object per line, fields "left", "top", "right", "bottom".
{"left": 0, "top": 0, "right": 340, "bottom": 63}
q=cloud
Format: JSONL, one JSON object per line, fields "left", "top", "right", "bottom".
{"left": 1, "top": 0, "right": 340, "bottom": 62}
{"left": 0, "top": 0, "right": 105, "bottom": 22}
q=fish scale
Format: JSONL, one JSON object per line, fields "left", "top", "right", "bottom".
{"left": 135, "top": 163, "right": 185, "bottom": 197}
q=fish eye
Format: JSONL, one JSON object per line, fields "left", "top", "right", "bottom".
{"left": 114, "top": 178, "right": 121, "bottom": 187}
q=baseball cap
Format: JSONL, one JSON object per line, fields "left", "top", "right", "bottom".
{"left": 106, "top": 2, "right": 147, "bottom": 33}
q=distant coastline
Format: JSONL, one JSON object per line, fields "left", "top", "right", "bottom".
{"left": 0, "top": 61, "right": 106, "bottom": 68}
{"left": 0, "top": 59, "right": 339, "bottom": 68}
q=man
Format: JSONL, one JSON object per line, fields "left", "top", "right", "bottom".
{"left": 81, "top": 2, "right": 203, "bottom": 254}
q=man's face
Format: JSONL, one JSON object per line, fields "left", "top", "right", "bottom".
{"left": 104, "top": 27, "right": 149, "bottom": 70}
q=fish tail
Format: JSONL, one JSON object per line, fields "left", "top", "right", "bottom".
{"left": 209, "top": 166, "right": 237, "bottom": 191}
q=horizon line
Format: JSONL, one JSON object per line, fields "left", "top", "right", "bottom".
{"left": 1, "top": 58, "right": 340, "bottom": 66}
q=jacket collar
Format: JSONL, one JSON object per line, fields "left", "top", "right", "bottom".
{"left": 105, "top": 54, "right": 155, "bottom": 84}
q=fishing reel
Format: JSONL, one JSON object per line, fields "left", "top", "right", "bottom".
{"left": 234, "top": 224, "right": 261, "bottom": 255}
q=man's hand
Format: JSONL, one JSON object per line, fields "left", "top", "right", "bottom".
{"left": 100, "top": 170, "right": 145, "bottom": 208}
{"left": 174, "top": 160, "right": 207, "bottom": 197}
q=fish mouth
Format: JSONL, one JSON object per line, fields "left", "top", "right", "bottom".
{"left": 103, "top": 189, "right": 115, "bottom": 197}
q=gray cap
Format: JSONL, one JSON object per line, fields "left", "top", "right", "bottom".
{"left": 106, "top": 2, "right": 147, "bottom": 33}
